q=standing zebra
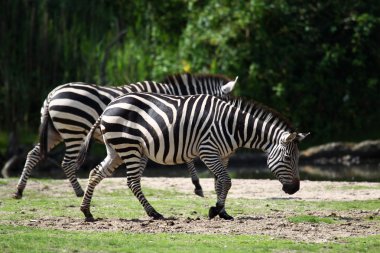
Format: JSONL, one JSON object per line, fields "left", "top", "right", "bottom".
{"left": 76, "top": 92, "right": 309, "bottom": 221}
{"left": 12, "top": 74, "right": 237, "bottom": 199}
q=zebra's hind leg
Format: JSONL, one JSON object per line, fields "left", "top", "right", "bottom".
{"left": 12, "top": 144, "right": 42, "bottom": 199}
{"left": 138, "top": 156, "right": 149, "bottom": 177}
{"left": 186, "top": 161, "right": 204, "bottom": 197}
{"left": 13, "top": 129, "right": 62, "bottom": 199}
{"left": 80, "top": 165, "right": 106, "bottom": 222}
{"left": 80, "top": 147, "right": 122, "bottom": 222}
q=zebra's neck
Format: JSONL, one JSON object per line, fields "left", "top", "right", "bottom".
{"left": 229, "top": 98, "right": 294, "bottom": 153}
{"left": 240, "top": 115, "right": 288, "bottom": 153}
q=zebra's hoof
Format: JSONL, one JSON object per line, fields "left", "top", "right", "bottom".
{"left": 81, "top": 207, "right": 94, "bottom": 222}
{"left": 219, "top": 210, "right": 234, "bottom": 220}
{"left": 150, "top": 211, "right": 164, "bottom": 220}
{"left": 84, "top": 216, "right": 95, "bottom": 222}
{"left": 194, "top": 188, "right": 204, "bottom": 197}
{"left": 12, "top": 190, "right": 23, "bottom": 199}
{"left": 208, "top": 206, "right": 219, "bottom": 219}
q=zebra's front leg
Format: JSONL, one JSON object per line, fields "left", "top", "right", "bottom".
{"left": 61, "top": 155, "right": 84, "bottom": 197}
{"left": 216, "top": 157, "right": 233, "bottom": 219}
{"left": 208, "top": 172, "right": 233, "bottom": 220}
{"left": 81, "top": 152, "right": 122, "bottom": 222}
{"left": 213, "top": 173, "right": 233, "bottom": 220}
{"left": 200, "top": 154, "right": 233, "bottom": 220}
{"left": 209, "top": 156, "right": 230, "bottom": 201}
{"left": 211, "top": 175, "right": 232, "bottom": 220}
{"left": 186, "top": 161, "right": 204, "bottom": 197}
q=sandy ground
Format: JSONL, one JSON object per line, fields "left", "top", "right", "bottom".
{"left": 4, "top": 178, "right": 380, "bottom": 242}
{"left": 143, "top": 177, "right": 380, "bottom": 201}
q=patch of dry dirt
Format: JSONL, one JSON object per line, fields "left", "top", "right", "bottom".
{"left": 4, "top": 178, "right": 380, "bottom": 242}
{"left": 4, "top": 210, "right": 380, "bottom": 243}
{"left": 141, "top": 178, "right": 380, "bottom": 201}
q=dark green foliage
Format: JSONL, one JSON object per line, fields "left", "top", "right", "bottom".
{"left": 0, "top": 0, "right": 379, "bottom": 145}
{"left": 179, "top": 0, "right": 380, "bottom": 144}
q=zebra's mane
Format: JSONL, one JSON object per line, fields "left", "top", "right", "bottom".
{"left": 161, "top": 73, "right": 232, "bottom": 86}
{"left": 224, "top": 96, "right": 295, "bottom": 132}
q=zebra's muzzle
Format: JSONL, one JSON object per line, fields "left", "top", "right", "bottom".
{"left": 282, "top": 179, "right": 300, "bottom": 195}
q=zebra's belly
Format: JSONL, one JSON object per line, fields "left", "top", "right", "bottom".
{"left": 144, "top": 150, "right": 197, "bottom": 166}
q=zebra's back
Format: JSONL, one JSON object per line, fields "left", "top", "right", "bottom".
{"left": 48, "top": 82, "right": 124, "bottom": 136}
{"left": 101, "top": 93, "right": 225, "bottom": 165}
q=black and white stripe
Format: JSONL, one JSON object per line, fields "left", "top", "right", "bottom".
{"left": 13, "top": 74, "right": 236, "bottom": 199}
{"left": 76, "top": 93, "right": 309, "bottom": 221}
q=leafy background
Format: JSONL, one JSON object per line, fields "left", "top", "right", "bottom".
{"left": 1, "top": 0, "right": 379, "bottom": 147}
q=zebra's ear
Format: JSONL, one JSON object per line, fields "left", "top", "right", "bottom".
{"left": 283, "top": 132, "right": 297, "bottom": 143}
{"left": 221, "top": 76, "right": 238, "bottom": 94}
{"left": 296, "top": 132, "right": 310, "bottom": 142}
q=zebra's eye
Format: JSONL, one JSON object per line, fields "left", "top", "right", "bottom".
{"left": 284, "top": 155, "right": 291, "bottom": 161}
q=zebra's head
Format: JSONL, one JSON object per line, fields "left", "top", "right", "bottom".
{"left": 267, "top": 131, "right": 310, "bottom": 195}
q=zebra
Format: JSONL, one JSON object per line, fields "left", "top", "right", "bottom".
{"left": 75, "top": 92, "right": 309, "bottom": 222}
{"left": 12, "top": 74, "right": 237, "bottom": 199}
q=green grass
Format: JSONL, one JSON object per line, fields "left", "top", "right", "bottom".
{"left": 1, "top": 225, "right": 380, "bottom": 253}
{"left": 1, "top": 178, "right": 379, "bottom": 221}
{"left": 288, "top": 215, "right": 337, "bottom": 224}
{"left": 0, "top": 180, "right": 8, "bottom": 186}
{"left": 1, "top": 178, "right": 380, "bottom": 252}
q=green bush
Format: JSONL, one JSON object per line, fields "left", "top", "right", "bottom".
{"left": 178, "top": 0, "right": 380, "bottom": 144}
{"left": 0, "top": 0, "right": 379, "bottom": 146}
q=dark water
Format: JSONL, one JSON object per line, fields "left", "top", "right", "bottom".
{"left": 137, "top": 162, "right": 380, "bottom": 182}
{"left": 4, "top": 141, "right": 378, "bottom": 182}
{"left": 4, "top": 152, "right": 380, "bottom": 182}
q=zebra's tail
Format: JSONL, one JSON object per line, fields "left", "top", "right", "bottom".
{"left": 39, "top": 98, "right": 54, "bottom": 160}
{"left": 39, "top": 84, "right": 66, "bottom": 160}
{"left": 76, "top": 115, "right": 102, "bottom": 167}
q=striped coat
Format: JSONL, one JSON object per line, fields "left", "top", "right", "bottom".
{"left": 76, "top": 93, "right": 309, "bottom": 221}
{"left": 13, "top": 74, "right": 237, "bottom": 199}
